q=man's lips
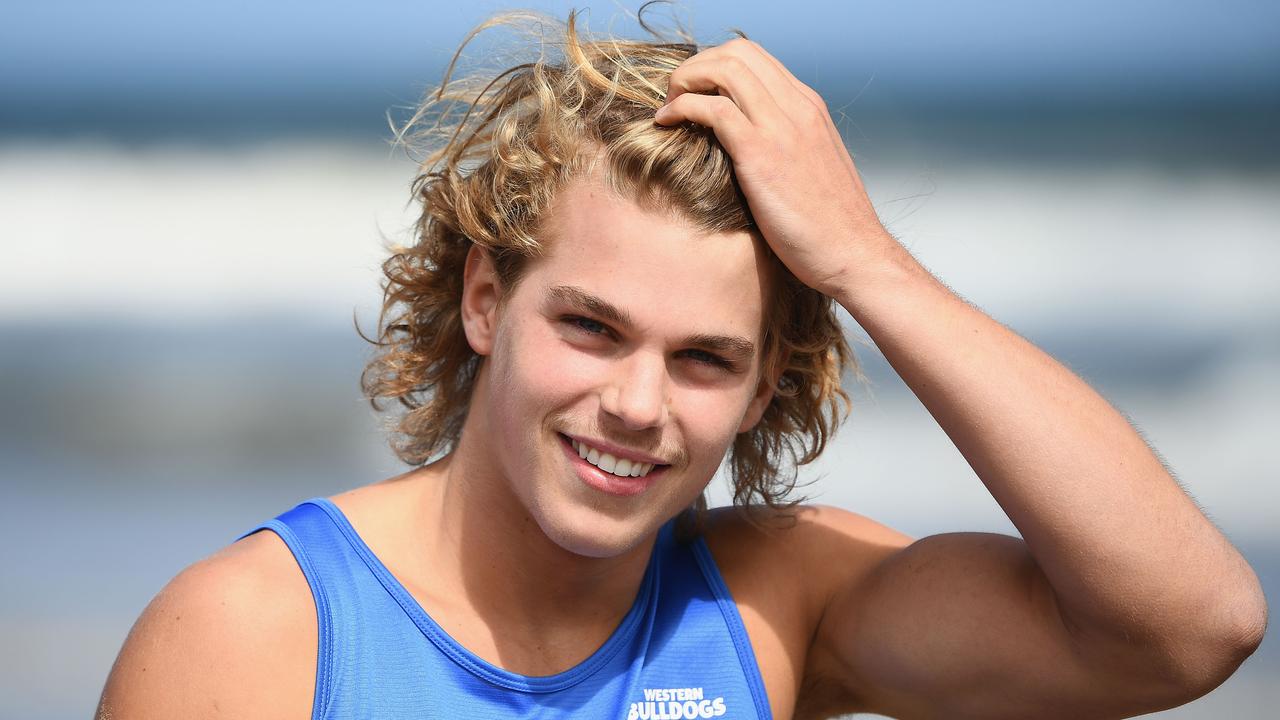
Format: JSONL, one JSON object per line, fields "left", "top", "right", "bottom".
{"left": 558, "top": 432, "right": 669, "bottom": 467}
{"left": 557, "top": 433, "right": 669, "bottom": 496}
{"left": 560, "top": 430, "right": 670, "bottom": 491}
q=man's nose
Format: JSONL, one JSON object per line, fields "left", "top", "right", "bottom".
{"left": 600, "top": 351, "right": 669, "bottom": 431}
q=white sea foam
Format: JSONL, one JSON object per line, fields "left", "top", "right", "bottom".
{"left": 1, "top": 141, "right": 1278, "bottom": 334}
{"left": 0, "top": 140, "right": 418, "bottom": 322}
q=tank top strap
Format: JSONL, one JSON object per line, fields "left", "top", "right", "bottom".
{"left": 235, "top": 499, "right": 344, "bottom": 718}
{"left": 235, "top": 497, "right": 435, "bottom": 719}
{"left": 646, "top": 524, "right": 774, "bottom": 720}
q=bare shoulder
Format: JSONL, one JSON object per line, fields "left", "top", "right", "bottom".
{"left": 700, "top": 504, "right": 912, "bottom": 719}
{"left": 96, "top": 527, "right": 317, "bottom": 720}
{"left": 702, "top": 503, "right": 912, "bottom": 604}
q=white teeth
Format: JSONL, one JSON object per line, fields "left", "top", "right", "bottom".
{"left": 597, "top": 452, "right": 617, "bottom": 473}
{"left": 569, "top": 438, "right": 657, "bottom": 479}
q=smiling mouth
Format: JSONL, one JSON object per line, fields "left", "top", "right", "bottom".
{"left": 557, "top": 433, "right": 668, "bottom": 479}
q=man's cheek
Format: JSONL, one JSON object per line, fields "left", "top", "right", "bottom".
{"left": 676, "top": 388, "right": 747, "bottom": 440}
{"left": 517, "top": 345, "right": 611, "bottom": 396}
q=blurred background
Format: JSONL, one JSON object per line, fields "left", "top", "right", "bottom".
{"left": 1, "top": 1, "right": 1276, "bottom": 717}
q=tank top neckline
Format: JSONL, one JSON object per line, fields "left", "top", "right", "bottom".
{"left": 304, "top": 496, "right": 664, "bottom": 694}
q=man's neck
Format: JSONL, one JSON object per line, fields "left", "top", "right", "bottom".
{"left": 407, "top": 428, "right": 658, "bottom": 673}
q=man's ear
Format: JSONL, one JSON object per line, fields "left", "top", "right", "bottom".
{"left": 460, "top": 244, "right": 503, "bottom": 356}
{"left": 737, "top": 350, "right": 789, "bottom": 433}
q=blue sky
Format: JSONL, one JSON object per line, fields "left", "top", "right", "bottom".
{"left": 3, "top": 0, "right": 1276, "bottom": 155}
{"left": 5, "top": 0, "right": 1277, "bottom": 97}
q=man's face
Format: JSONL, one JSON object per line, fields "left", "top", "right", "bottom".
{"left": 465, "top": 172, "right": 775, "bottom": 558}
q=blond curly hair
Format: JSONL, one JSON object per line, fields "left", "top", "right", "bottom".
{"left": 359, "top": 4, "right": 863, "bottom": 515}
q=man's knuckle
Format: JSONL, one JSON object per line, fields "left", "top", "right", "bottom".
{"left": 711, "top": 96, "right": 738, "bottom": 119}
{"left": 802, "top": 100, "right": 826, "bottom": 126}
{"left": 804, "top": 87, "right": 828, "bottom": 111}
{"left": 722, "top": 54, "right": 749, "bottom": 75}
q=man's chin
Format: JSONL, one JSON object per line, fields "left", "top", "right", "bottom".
{"left": 535, "top": 507, "right": 661, "bottom": 560}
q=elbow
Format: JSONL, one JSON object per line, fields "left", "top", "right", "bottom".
{"left": 1202, "top": 581, "right": 1268, "bottom": 683}
{"left": 1229, "top": 573, "right": 1269, "bottom": 660}
{"left": 1085, "top": 567, "right": 1269, "bottom": 712}
{"left": 1151, "top": 571, "right": 1269, "bottom": 705}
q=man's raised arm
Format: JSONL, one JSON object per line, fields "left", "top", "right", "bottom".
{"left": 655, "top": 37, "right": 1267, "bottom": 717}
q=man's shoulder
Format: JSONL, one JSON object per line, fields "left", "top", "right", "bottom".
{"left": 97, "top": 527, "right": 316, "bottom": 719}
{"left": 187, "top": 521, "right": 320, "bottom": 636}
{"left": 702, "top": 503, "right": 912, "bottom": 574}
{"left": 695, "top": 504, "right": 914, "bottom": 716}
{"left": 699, "top": 503, "right": 912, "bottom": 624}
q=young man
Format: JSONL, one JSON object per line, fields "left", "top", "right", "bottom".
{"left": 98, "top": 12, "right": 1266, "bottom": 719}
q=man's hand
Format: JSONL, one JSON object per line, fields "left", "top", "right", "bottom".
{"left": 653, "top": 38, "right": 888, "bottom": 300}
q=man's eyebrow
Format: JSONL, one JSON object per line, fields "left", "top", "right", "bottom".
{"left": 546, "top": 284, "right": 756, "bottom": 360}
{"left": 546, "top": 285, "right": 636, "bottom": 329}
{"left": 683, "top": 333, "right": 756, "bottom": 360}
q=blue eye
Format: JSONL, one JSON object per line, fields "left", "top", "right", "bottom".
{"left": 566, "top": 316, "right": 609, "bottom": 335}
{"left": 683, "top": 349, "right": 731, "bottom": 369}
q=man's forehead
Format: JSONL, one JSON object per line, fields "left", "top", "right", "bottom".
{"left": 539, "top": 175, "right": 764, "bottom": 265}
{"left": 519, "top": 170, "right": 772, "bottom": 337}
{"left": 542, "top": 167, "right": 746, "bottom": 242}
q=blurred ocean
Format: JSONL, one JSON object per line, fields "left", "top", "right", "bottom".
{"left": 0, "top": 135, "right": 1275, "bottom": 718}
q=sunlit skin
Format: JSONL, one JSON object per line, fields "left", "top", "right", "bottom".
{"left": 95, "top": 36, "right": 1265, "bottom": 720}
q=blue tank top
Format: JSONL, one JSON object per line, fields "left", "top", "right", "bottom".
{"left": 236, "top": 497, "right": 772, "bottom": 719}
